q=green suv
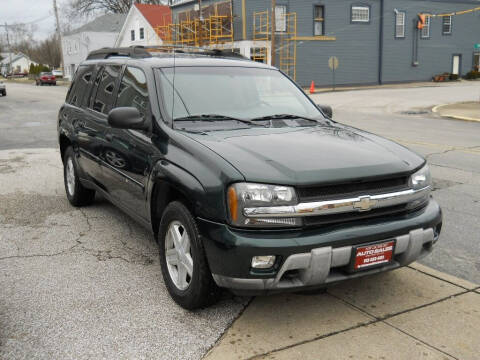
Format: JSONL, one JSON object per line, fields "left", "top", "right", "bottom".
{"left": 58, "top": 47, "right": 442, "bottom": 309}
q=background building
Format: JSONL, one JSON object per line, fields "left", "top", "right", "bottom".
{"left": 62, "top": 14, "right": 126, "bottom": 80}
{"left": 164, "top": 0, "right": 480, "bottom": 86}
{"left": 115, "top": 3, "right": 171, "bottom": 47}
{"left": 0, "top": 52, "right": 37, "bottom": 76}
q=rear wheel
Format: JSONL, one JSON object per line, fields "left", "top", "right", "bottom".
{"left": 158, "top": 201, "right": 220, "bottom": 309}
{"left": 63, "top": 146, "right": 95, "bottom": 207}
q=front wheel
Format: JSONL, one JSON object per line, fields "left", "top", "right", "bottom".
{"left": 158, "top": 201, "right": 220, "bottom": 309}
{"left": 63, "top": 146, "right": 95, "bottom": 207}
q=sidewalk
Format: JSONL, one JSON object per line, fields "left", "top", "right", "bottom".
{"left": 433, "top": 102, "right": 480, "bottom": 122}
{"left": 204, "top": 263, "right": 480, "bottom": 360}
{"left": 305, "top": 79, "right": 473, "bottom": 94}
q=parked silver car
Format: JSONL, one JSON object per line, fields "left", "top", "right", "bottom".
{"left": 0, "top": 80, "right": 6, "bottom": 96}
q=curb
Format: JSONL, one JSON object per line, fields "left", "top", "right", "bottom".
{"left": 432, "top": 103, "right": 480, "bottom": 123}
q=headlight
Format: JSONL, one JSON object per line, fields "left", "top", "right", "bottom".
{"left": 409, "top": 164, "right": 432, "bottom": 190}
{"left": 227, "top": 183, "right": 301, "bottom": 228}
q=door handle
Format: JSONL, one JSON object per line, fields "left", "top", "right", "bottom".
{"left": 105, "top": 134, "right": 113, "bottom": 142}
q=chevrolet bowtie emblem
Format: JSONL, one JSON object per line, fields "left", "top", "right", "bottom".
{"left": 353, "top": 196, "right": 377, "bottom": 211}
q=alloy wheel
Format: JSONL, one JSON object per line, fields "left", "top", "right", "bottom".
{"left": 165, "top": 220, "right": 193, "bottom": 291}
{"left": 66, "top": 157, "right": 75, "bottom": 196}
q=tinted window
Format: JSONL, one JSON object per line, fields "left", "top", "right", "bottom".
{"left": 91, "top": 65, "right": 121, "bottom": 114}
{"left": 66, "top": 65, "right": 94, "bottom": 106}
{"left": 88, "top": 66, "right": 104, "bottom": 110}
{"left": 116, "top": 67, "right": 149, "bottom": 118}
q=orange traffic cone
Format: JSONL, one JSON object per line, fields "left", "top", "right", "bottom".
{"left": 309, "top": 81, "right": 315, "bottom": 94}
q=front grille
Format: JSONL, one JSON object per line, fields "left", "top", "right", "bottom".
{"left": 302, "top": 200, "right": 428, "bottom": 228}
{"left": 303, "top": 204, "right": 409, "bottom": 227}
{"left": 297, "top": 176, "right": 409, "bottom": 202}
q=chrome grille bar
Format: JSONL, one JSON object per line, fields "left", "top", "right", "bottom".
{"left": 243, "top": 186, "right": 431, "bottom": 218}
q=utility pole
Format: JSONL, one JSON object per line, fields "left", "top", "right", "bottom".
{"left": 198, "top": 0, "right": 203, "bottom": 47}
{"left": 4, "top": 22, "right": 13, "bottom": 75}
{"left": 53, "top": 0, "right": 64, "bottom": 71}
{"left": 270, "top": 0, "right": 276, "bottom": 66}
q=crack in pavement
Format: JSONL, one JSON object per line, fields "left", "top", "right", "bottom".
{"left": 425, "top": 145, "right": 480, "bottom": 160}
{"left": 0, "top": 244, "right": 157, "bottom": 265}
{"left": 1, "top": 207, "right": 157, "bottom": 265}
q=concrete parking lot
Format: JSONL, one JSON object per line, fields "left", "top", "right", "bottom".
{"left": 0, "top": 81, "right": 479, "bottom": 359}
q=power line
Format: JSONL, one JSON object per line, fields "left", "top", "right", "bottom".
{"left": 0, "top": 13, "right": 52, "bottom": 28}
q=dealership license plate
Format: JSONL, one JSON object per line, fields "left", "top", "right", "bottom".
{"left": 353, "top": 240, "right": 395, "bottom": 270}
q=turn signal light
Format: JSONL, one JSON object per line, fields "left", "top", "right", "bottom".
{"left": 227, "top": 186, "right": 238, "bottom": 222}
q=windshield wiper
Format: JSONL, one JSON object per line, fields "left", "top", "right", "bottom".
{"left": 174, "top": 114, "right": 262, "bottom": 126}
{"left": 250, "top": 114, "right": 320, "bottom": 123}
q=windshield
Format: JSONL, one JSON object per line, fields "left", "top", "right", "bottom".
{"left": 157, "top": 67, "right": 325, "bottom": 124}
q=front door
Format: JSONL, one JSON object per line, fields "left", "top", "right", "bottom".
{"left": 101, "top": 66, "right": 154, "bottom": 220}
{"left": 452, "top": 55, "right": 461, "bottom": 75}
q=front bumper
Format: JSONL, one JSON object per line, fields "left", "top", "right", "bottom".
{"left": 199, "top": 199, "right": 442, "bottom": 295}
{"left": 213, "top": 227, "right": 435, "bottom": 294}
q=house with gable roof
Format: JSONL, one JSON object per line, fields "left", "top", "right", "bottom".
{"left": 115, "top": 3, "right": 172, "bottom": 48}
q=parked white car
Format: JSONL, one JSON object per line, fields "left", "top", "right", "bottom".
{"left": 0, "top": 80, "right": 6, "bottom": 96}
{"left": 52, "top": 69, "right": 63, "bottom": 77}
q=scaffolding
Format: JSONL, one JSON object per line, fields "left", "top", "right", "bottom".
{"left": 155, "top": 1, "right": 233, "bottom": 48}
{"left": 278, "top": 13, "right": 297, "bottom": 80}
{"left": 154, "top": 4, "right": 297, "bottom": 80}
{"left": 252, "top": 11, "right": 269, "bottom": 63}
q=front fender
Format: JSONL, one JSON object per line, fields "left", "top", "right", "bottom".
{"left": 146, "top": 159, "right": 225, "bottom": 223}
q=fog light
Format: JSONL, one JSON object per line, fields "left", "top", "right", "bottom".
{"left": 252, "top": 255, "right": 276, "bottom": 269}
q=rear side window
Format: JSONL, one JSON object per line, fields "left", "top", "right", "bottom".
{"left": 66, "top": 65, "right": 94, "bottom": 106}
{"left": 116, "top": 66, "right": 150, "bottom": 118}
{"left": 90, "top": 65, "right": 122, "bottom": 115}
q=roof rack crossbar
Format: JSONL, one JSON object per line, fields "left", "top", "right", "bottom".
{"left": 86, "top": 45, "right": 247, "bottom": 60}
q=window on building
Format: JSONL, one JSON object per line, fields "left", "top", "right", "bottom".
{"left": 275, "top": 5, "right": 287, "bottom": 32}
{"left": 140, "top": 27, "right": 145, "bottom": 40}
{"left": 131, "top": 30, "right": 135, "bottom": 41}
{"left": 116, "top": 67, "right": 150, "bottom": 119}
{"left": 314, "top": 6, "right": 325, "bottom": 36}
{"left": 421, "top": 15, "right": 430, "bottom": 38}
{"left": 351, "top": 5, "right": 370, "bottom": 23}
{"left": 395, "top": 11, "right": 405, "bottom": 38}
{"left": 442, "top": 15, "right": 452, "bottom": 34}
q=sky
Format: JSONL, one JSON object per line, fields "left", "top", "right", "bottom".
{"left": 0, "top": 0, "right": 70, "bottom": 41}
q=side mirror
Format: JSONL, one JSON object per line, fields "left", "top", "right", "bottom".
{"left": 107, "top": 107, "right": 147, "bottom": 130}
{"left": 317, "top": 104, "right": 333, "bottom": 119}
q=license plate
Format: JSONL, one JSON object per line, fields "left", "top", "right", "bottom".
{"left": 353, "top": 240, "right": 395, "bottom": 271}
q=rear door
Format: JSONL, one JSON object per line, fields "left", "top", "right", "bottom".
{"left": 67, "top": 64, "right": 101, "bottom": 180}
{"left": 82, "top": 64, "right": 123, "bottom": 190}
{"left": 100, "top": 66, "right": 154, "bottom": 219}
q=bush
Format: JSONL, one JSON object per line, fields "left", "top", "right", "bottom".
{"left": 464, "top": 71, "right": 480, "bottom": 80}
{"left": 449, "top": 73, "right": 459, "bottom": 80}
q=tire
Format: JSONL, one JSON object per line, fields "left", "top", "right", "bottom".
{"left": 1, "top": 91, "right": 5, "bottom": 96}
{"left": 63, "top": 146, "right": 95, "bottom": 207}
{"left": 158, "top": 201, "right": 220, "bottom": 310}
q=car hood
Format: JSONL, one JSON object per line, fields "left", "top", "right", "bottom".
{"left": 183, "top": 124, "right": 425, "bottom": 186}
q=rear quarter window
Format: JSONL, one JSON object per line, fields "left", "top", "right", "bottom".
{"left": 66, "top": 65, "right": 95, "bottom": 106}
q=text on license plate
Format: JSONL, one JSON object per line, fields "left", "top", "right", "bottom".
{"left": 354, "top": 240, "right": 395, "bottom": 270}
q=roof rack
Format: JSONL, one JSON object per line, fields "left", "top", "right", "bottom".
{"left": 86, "top": 46, "right": 151, "bottom": 60}
{"left": 86, "top": 45, "right": 246, "bottom": 61}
